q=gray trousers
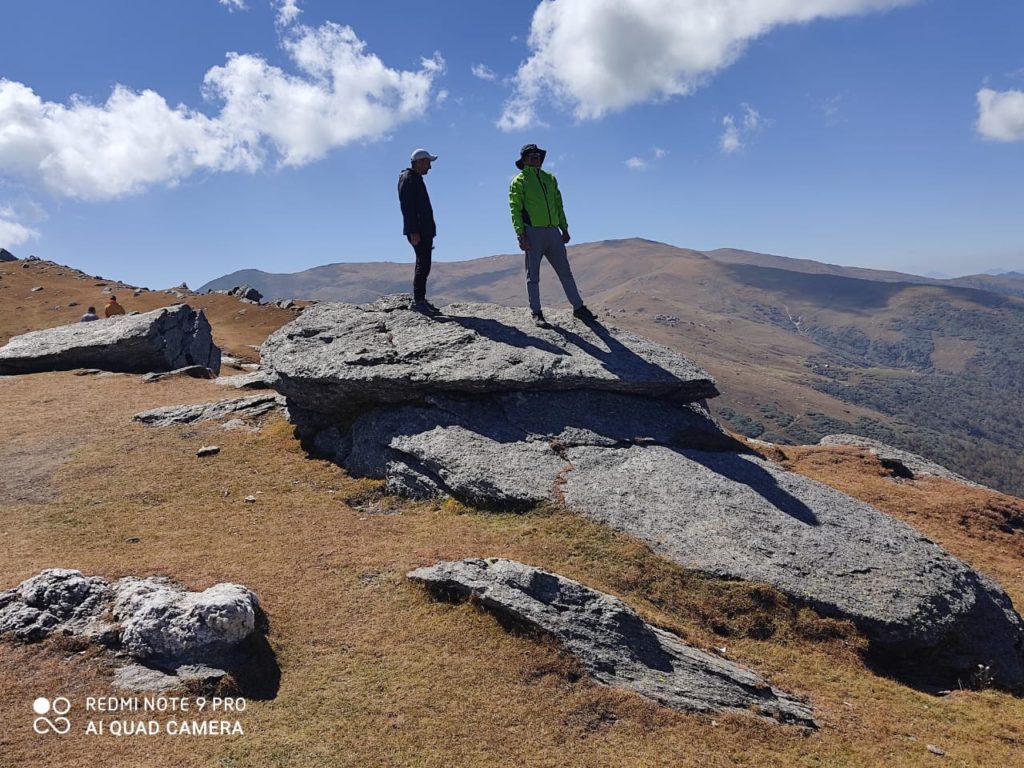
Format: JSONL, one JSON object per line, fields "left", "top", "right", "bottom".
{"left": 523, "top": 226, "right": 583, "bottom": 313}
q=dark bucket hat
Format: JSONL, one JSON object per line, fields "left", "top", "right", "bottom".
{"left": 515, "top": 143, "right": 547, "bottom": 169}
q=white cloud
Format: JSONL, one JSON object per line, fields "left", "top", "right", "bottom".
{"left": 625, "top": 156, "right": 647, "bottom": 170}
{"left": 274, "top": 0, "right": 301, "bottom": 27}
{"left": 219, "top": 0, "right": 247, "bottom": 11}
{"left": 0, "top": 207, "right": 38, "bottom": 247}
{"left": 436, "top": 89, "right": 449, "bottom": 106}
{"left": 721, "top": 116, "right": 742, "bottom": 154}
{"left": 471, "top": 64, "right": 497, "bottom": 81}
{"left": 500, "top": 0, "right": 916, "bottom": 129}
{"left": 653, "top": 146, "right": 667, "bottom": 159}
{"left": 822, "top": 93, "right": 844, "bottom": 123}
{"left": 976, "top": 88, "right": 1024, "bottom": 142}
{"left": 720, "top": 104, "right": 766, "bottom": 154}
{"left": 0, "top": 22, "right": 444, "bottom": 201}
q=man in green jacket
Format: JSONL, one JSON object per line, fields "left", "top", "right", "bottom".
{"left": 509, "top": 143, "right": 595, "bottom": 327}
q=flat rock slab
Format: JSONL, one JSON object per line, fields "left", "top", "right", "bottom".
{"left": 0, "top": 304, "right": 221, "bottom": 375}
{"left": 818, "top": 434, "right": 985, "bottom": 488}
{"left": 351, "top": 400, "right": 1024, "bottom": 689}
{"left": 261, "top": 295, "right": 718, "bottom": 419}
{"left": 409, "top": 558, "right": 816, "bottom": 727}
{"left": 214, "top": 370, "right": 279, "bottom": 390}
{"left": 133, "top": 394, "right": 286, "bottom": 427}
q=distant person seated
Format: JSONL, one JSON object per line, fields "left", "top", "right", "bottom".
{"left": 104, "top": 296, "right": 126, "bottom": 318}
{"left": 80, "top": 306, "right": 99, "bottom": 322}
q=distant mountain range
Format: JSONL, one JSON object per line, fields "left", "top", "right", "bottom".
{"left": 201, "top": 239, "right": 1024, "bottom": 496}
{"left": 201, "top": 241, "right": 1024, "bottom": 302}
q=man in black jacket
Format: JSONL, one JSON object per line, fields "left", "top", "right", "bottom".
{"left": 398, "top": 148, "right": 440, "bottom": 314}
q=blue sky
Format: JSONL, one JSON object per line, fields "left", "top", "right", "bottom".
{"left": 1, "top": 0, "right": 1022, "bottom": 289}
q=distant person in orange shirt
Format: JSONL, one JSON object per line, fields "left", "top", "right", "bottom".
{"left": 104, "top": 296, "right": 126, "bottom": 318}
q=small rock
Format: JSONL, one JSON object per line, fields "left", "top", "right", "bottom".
{"left": 31, "top": 286, "right": 43, "bottom": 292}
{"left": 125, "top": 537, "right": 141, "bottom": 544}
{"left": 244, "top": 495, "right": 257, "bottom": 503}
{"left": 927, "top": 745, "right": 945, "bottom": 756}
{"left": 133, "top": 394, "right": 285, "bottom": 427}
{"left": 196, "top": 446, "right": 221, "bottom": 457}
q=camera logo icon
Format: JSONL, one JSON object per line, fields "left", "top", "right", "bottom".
{"left": 32, "top": 697, "right": 72, "bottom": 735}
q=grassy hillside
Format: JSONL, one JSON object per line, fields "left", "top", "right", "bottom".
{"left": 198, "top": 239, "right": 1024, "bottom": 495}
{"left": 2, "top": 259, "right": 1024, "bottom": 766}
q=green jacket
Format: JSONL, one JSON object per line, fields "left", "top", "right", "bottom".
{"left": 509, "top": 167, "right": 568, "bottom": 236}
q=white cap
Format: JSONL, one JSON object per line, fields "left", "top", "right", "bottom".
{"left": 410, "top": 148, "right": 438, "bottom": 162}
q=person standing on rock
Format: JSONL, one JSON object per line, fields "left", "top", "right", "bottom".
{"left": 104, "top": 296, "right": 126, "bottom": 318}
{"left": 398, "top": 148, "right": 440, "bottom": 315}
{"left": 509, "top": 143, "right": 595, "bottom": 328}
{"left": 79, "top": 306, "right": 99, "bottom": 322}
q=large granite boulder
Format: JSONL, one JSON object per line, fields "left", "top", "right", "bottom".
{"left": 409, "top": 558, "right": 816, "bottom": 727}
{"left": 0, "top": 304, "right": 221, "bottom": 375}
{"left": 345, "top": 393, "right": 1024, "bottom": 690}
{"left": 261, "top": 295, "right": 718, "bottom": 421}
{"left": 262, "top": 296, "right": 1024, "bottom": 691}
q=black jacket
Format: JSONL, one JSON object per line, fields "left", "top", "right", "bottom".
{"left": 397, "top": 168, "right": 436, "bottom": 239}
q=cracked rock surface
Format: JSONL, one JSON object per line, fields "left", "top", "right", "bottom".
{"left": 261, "top": 294, "right": 718, "bottom": 420}
{"left": 409, "top": 558, "right": 817, "bottom": 727}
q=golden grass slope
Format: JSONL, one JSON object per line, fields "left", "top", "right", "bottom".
{"left": 1, "top": 258, "right": 1022, "bottom": 767}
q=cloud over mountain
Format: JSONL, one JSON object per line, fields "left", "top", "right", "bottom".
{"left": 500, "top": 0, "right": 916, "bottom": 129}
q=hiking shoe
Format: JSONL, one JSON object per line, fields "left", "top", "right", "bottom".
{"left": 532, "top": 311, "right": 550, "bottom": 328}
{"left": 422, "top": 300, "right": 442, "bottom": 315}
{"left": 572, "top": 305, "right": 596, "bottom": 322}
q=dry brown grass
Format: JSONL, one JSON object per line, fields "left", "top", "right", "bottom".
{"left": 2, "top": 264, "right": 1023, "bottom": 766}
{"left": 0, "top": 258, "right": 298, "bottom": 360}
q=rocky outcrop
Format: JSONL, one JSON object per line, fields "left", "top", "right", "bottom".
{"left": 0, "top": 569, "right": 270, "bottom": 691}
{"left": 0, "top": 569, "right": 111, "bottom": 642}
{"left": 0, "top": 304, "right": 221, "bottom": 375}
{"left": 262, "top": 296, "right": 1024, "bottom": 691}
{"left": 0, "top": 248, "right": 17, "bottom": 262}
{"left": 409, "top": 558, "right": 816, "bottom": 727}
{"left": 818, "top": 434, "right": 986, "bottom": 488}
{"left": 228, "top": 285, "right": 263, "bottom": 303}
{"left": 261, "top": 295, "right": 718, "bottom": 421}
{"left": 111, "top": 577, "right": 259, "bottom": 663}
{"left": 132, "top": 394, "right": 286, "bottom": 427}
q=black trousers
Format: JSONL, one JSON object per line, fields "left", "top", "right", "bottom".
{"left": 412, "top": 237, "right": 433, "bottom": 301}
